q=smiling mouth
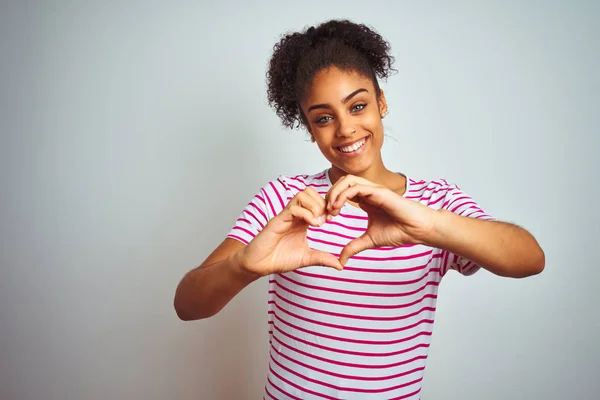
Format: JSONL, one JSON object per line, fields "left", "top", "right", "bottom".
{"left": 337, "top": 137, "right": 368, "bottom": 153}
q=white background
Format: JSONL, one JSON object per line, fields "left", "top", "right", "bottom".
{"left": 1, "top": 1, "right": 598, "bottom": 399}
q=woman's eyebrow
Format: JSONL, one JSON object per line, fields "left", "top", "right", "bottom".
{"left": 307, "top": 88, "right": 369, "bottom": 113}
{"left": 342, "top": 88, "right": 368, "bottom": 103}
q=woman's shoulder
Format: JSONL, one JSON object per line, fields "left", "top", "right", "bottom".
{"left": 274, "top": 169, "right": 331, "bottom": 196}
{"left": 406, "top": 176, "right": 456, "bottom": 191}
{"left": 252, "top": 170, "right": 330, "bottom": 215}
{"left": 404, "top": 176, "right": 462, "bottom": 201}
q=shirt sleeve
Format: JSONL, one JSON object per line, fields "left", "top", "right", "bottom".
{"left": 439, "top": 183, "right": 496, "bottom": 277}
{"left": 226, "top": 177, "right": 290, "bottom": 245}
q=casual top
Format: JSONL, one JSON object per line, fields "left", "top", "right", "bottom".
{"left": 227, "top": 169, "right": 494, "bottom": 400}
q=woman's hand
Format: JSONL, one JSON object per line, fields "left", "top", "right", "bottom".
{"left": 326, "top": 175, "right": 439, "bottom": 265}
{"left": 237, "top": 187, "right": 344, "bottom": 277}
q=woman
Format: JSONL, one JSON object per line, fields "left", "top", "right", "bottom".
{"left": 174, "top": 19, "right": 545, "bottom": 399}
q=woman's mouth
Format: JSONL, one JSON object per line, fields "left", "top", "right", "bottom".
{"left": 336, "top": 137, "right": 368, "bottom": 155}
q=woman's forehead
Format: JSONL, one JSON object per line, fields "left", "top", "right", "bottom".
{"left": 304, "top": 67, "right": 375, "bottom": 103}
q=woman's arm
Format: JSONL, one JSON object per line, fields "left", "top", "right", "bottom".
{"left": 325, "top": 175, "right": 545, "bottom": 278}
{"left": 174, "top": 187, "right": 343, "bottom": 321}
{"left": 426, "top": 210, "right": 545, "bottom": 278}
{"left": 174, "top": 239, "right": 258, "bottom": 321}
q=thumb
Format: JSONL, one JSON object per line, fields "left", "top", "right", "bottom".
{"left": 339, "top": 234, "right": 374, "bottom": 266}
{"left": 306, "top": 249, "right": 344, "bottom": 271}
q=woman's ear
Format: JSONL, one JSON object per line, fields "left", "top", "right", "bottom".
{"left": 379, "top": 89, "right": 388, "bottom": 118}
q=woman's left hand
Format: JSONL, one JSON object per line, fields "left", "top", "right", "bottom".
{"left": 326, "top": 175, "right": 439, "bottom": 265}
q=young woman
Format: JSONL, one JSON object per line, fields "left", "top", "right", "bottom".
{"left": 174, "top": 19, "right": 545, "bottom": 400}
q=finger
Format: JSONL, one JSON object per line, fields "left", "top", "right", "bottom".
{"left": 339, "top": 233, "right": 375, "bottom": 266}
{"left": 305, "top": 249, "right": 344, "bottom": 271}
{"left": 327, "top": 175, "right": 379, "bottom": 213}
{"left": 301, "top": 186, "right": 331, "bottom": 221}
{"left": 325, "top": 174, "right": 344, "bottom": 209}
{"left": 288, "top": 205, "right": 326, "bottom": 226}
{"left": 303, "top": 186, "right": 328, "bottom": 214}
{"left": 330, "top": 184, "right": 365, "bottom": 211}
{"left": 328, "top": 184, "right": 377, "bottom": 216}
{"left": 326, "top": 175, "right": 356, "bottom": 212}
{"left": 331, "top": 184, "right": 387, "bottom": 213}
{"left": 290, "top": 190, "right": 326, "bottom": 221}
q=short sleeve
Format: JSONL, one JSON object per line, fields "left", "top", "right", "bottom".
{"left": 226, "top": 177, "right": 290, "bottom": 245}
{"left": 439, "top": 183, "right": 496, "bottom": 277}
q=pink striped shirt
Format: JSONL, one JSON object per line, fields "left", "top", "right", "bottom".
{"left": 227, "top": 170, "right": 494, "bottom": 399}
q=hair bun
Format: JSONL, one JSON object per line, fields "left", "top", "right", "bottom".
{"left": 267, "top": 19, "right": 395, "bottom": 129}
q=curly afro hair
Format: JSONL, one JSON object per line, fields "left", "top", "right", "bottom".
{"left": 266, "top": 19, "right": 396, "bottom": 130}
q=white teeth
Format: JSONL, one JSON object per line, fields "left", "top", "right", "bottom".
{"left": 339, "top": 138, "right": 366, "bottom": 153}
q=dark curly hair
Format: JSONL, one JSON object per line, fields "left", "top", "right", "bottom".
{"left": 267, "top": 19, "right": 396, "bottom": 129}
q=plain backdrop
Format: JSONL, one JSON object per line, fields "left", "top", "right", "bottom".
{"left": 1, "top": 1, "right": 599, "bottom": 399}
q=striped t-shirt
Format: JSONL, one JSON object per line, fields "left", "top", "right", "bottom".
{"left": 227, "top": 170, "right": 494, "bottom": 400}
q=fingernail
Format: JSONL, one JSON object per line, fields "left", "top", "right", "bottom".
{"left": 317, "top": 215, "right": 326, "bottom": 225}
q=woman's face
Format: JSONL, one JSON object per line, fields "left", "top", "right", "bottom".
{"left": 300, "top": 66, "right": 388, "bottom": 178}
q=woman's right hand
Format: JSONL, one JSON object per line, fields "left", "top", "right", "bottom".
{"left": 235, "top": 187, "right": 343, "bottom": 277}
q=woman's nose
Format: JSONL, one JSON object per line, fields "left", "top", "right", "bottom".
{"left": 336, "top": 116, "right": 356, "bottom": 137}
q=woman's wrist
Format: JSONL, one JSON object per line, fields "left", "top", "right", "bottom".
{"left": 229, "top": 247, "right": 262, "bottom": 283}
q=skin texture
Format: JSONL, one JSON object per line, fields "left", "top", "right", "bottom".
{"left": 173, "top": 66, "right": 545, "bottom": 321}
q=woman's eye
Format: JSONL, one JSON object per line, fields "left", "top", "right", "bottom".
{"left": 316, "top": 116, "right": 332, "bottom": 124}
{"left": 352, "top": 104, "right": 366, "bottom": 112}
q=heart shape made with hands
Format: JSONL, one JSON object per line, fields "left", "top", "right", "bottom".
{"left": 318, "top": 174, "right": 437, "bottom": 266}
{"left": 243, "top": 174, "right": 437, "bottom": 277}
